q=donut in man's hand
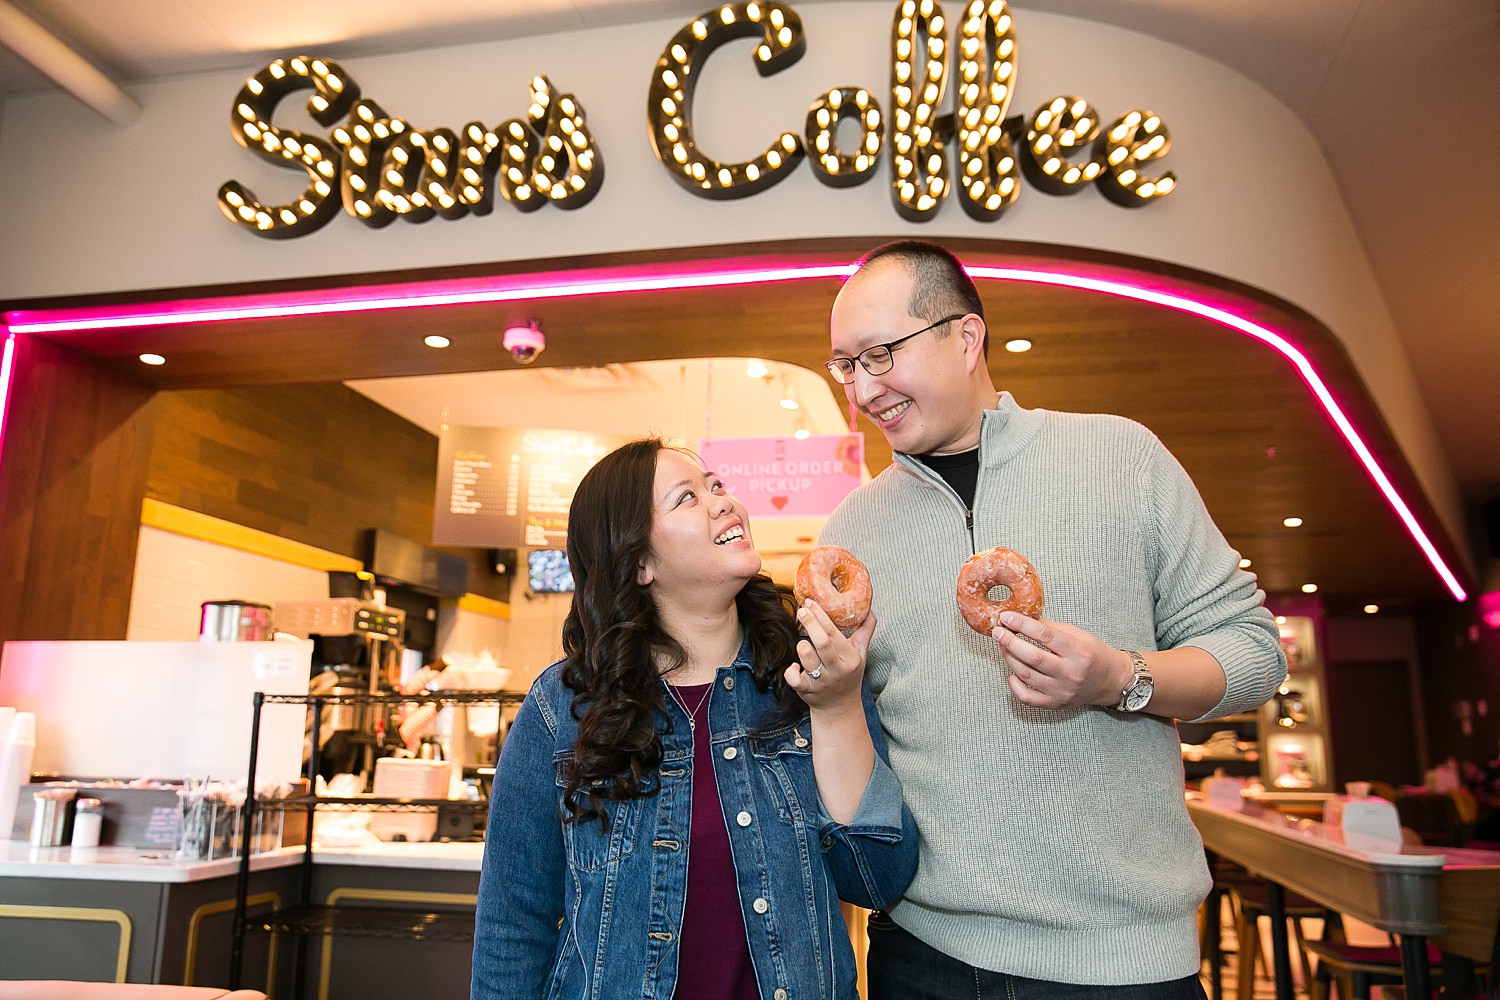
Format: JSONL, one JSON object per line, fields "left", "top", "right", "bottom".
{"left": 794, "top": 545, "right": 873, "bottom": 632}
{"left": 956, "top": 547, "right": 1044, "bottom": 636}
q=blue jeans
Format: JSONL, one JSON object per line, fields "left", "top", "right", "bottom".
{"left": 866, "top": 911, "right": 1208, "bottom": 1000}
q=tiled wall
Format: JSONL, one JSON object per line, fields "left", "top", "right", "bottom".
{"left": 126, "top": 526, "right": 328, "bottom": 641}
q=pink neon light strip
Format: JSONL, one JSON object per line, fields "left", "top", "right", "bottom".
{"left": 967, "top": 265, "right": 1467, "bottom": 603}
{"left": 0, "top": 332, "right": 16, "bottom": 464}
{"left": 0, "top": 260, "right": 1468, "bottom": 602}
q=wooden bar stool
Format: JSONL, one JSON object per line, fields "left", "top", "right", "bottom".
{"left": 1228, "top": 877, "right": 1333, "bottom": 998}
{"left": 1300, "top": 939, "right": 1447, "bottom": 1000}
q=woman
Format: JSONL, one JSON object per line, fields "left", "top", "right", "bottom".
{"left": 471, "top": 438, "right": 917, "bottom": 1000}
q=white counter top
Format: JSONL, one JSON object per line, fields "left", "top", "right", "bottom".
{"left": 0, "top": 841, "right": 304, "bottom": 883}
{"left": 0, "top": 839, "right": 485, "bottom": 881}
{"left": 310, "top": 840, "right": 484, "bottom": 871}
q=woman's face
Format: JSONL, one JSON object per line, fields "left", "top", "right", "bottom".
{"left": 637, "top": 448, "right": 761, "bottom": 598}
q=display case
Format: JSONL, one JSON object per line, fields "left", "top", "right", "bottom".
{"left": 1181, "top": 612, "right": 1334, "bottom": 793}
{"left": 229, "top": 689, "right": 524, "bottom": 998}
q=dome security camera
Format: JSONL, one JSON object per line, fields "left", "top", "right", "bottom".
{"left": 503, "top": 322, "right": 545, "bottom": 365}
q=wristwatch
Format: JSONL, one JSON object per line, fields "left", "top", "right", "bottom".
{"left": 1115, "top": 651, "right": 1154, "bottom": 712}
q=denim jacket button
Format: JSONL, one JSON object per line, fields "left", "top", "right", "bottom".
{"left": 736, "top": 811, "right": 752, "bottom": 827}
{"left": 753, "top": 896, "right": 769, "bottom": 914}
{"left": 773, "top": 988, "right": 788, "bottom": 999}
{"left": 723, "top": 676, "right": 735, "bottom": 690}
{"left": 821, "top": 835, "right": 833, "bottom": 848}
{"left": 722, "top": 746, "right": 738, "bottom": 760}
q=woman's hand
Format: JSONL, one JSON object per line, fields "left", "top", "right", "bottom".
{"left": 784, "top": 599, "right": 875, "bottom": 711}
{"left": 785, "top": 599, "right": 878, "bottom": 824}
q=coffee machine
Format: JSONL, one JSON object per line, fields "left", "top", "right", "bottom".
{"left": 276, "top": 579, "right": 406, "bottom": 781}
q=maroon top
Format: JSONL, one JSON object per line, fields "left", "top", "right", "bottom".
{"left": 670, "top": 682, "right": 760, "bottom": 1000}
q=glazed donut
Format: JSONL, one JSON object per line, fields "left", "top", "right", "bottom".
{"left": 955, "top": 547, "right": 1044, "bottom": 635}
{"left": 794, "top": 545, "right": 873, "bottom": 631}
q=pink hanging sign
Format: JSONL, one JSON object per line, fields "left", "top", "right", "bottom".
{"left": 697, "top": 434, "right": 864, "bottom": 517}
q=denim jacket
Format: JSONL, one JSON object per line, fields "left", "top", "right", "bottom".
{"left": 471, "top": 639, "right": 918, "bottom": 1000}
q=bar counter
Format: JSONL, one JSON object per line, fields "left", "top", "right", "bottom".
{"left": 1188, "top": 795, "right": 1500, "bottom": 1000}
{"left": 0, "top": 839, "right": 485, "bottom": 989}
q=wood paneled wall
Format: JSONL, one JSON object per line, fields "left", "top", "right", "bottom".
{"left": 0, "top": 338, "right": 155, "bottom": 642}
{"left": 2, "top": 356, "right": 502, "bottom": 649}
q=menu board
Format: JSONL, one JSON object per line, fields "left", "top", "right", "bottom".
{"left": 433, "top": 426, "right": 629, "bottom": 548}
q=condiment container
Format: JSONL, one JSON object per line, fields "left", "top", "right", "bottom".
{"left": 28, "top": 787, "right": 76, "bottom": 847}
{"left": 71, "top": 797, "right": 104, "bottom": 848}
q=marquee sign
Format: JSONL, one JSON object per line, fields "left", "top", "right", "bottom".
{"left": 218, "top": 1, "right": 1173, "bottom": 238}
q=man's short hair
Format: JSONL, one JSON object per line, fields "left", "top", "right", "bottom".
{"left": 851, "top": 240, "right": 986, "bottom": 326}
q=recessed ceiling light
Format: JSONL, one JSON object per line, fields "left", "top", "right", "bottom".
{"left": 1301, "top": 583, "right": 1318, "bottom": 593}
{"left": 1363, "top": 604, "right": 1379, "bottom": 614}
{"left": 424, "top": 334, "right": 450, "bottom": 349}
{"left": 139, "top": 353, "right": 165, "bottom": 366}
{"left": 1283, "top": 517, "right": 1303, "bottom": 528}
{"left": 779, "top": 398, "right": 799, "bottom": 411}
{"left": 746, "top": 360, "right": 769, "bottom": 378}
{"left": 1003, "top": 338, "right": 1032, "bottom": 353}
{"left": 1238, "top": 558, "right": 1251, "bottom": 569}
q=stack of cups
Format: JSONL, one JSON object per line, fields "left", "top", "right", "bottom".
{"left": 0, "top": 708, "right": 38, "bottom": 844}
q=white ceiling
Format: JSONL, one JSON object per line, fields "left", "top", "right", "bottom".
{"left": 2, "top": 0, "right": 1497, "bottom": 517}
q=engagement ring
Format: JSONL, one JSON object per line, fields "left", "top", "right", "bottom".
{"left": 809, "top": 665, "right": 823, "bottom": 679}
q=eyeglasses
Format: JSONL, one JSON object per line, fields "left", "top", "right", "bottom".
{"left": 824, "top": 314, "right": 966, "bottom": 384}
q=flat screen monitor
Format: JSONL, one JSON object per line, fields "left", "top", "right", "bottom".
{"left": 528, "top": 549, "right": 575, "bottom": 593}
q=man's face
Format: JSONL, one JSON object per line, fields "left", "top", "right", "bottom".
{"left": 829, "top": 259, "right": 983, "bottom": 456}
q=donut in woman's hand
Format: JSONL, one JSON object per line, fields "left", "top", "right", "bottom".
{"left": 794, "top": 545, "right": 872, "bottom": 631}
{"left": 955, "top": 547, "right": 1044, "bottom": 636}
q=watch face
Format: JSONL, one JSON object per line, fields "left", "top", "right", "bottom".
{"left": 1124, "top": 679, "right": 1154, "bottom": 712}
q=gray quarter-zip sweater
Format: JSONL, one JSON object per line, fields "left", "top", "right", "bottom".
{"left": 820, "top": 392, "right": 1285, "bottom": 984}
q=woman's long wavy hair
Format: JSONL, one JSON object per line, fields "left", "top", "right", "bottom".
{"left": 559, "top": 438, "right": 805, "bottom": 827}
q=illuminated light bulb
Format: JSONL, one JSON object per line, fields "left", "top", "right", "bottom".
{"left": 237, "top": 205, "right": 255, "bottom": 221}
{"left": 1239, "top": 558, "right": 1252, "bottom": 569}
{"left": 1157, "top": 177, "right": 1176, "bottom": 194}
{"left": 720, "top": 6, "right": 735, "bottom": 23}
{"left": 746, "top": 361, "right": 769, "bottom": 378}
{"left": 999, "top": 176, "right": 1015, "bottom": 195}
{"left": 1283, "top": 517, "right": 1303, "bottom": 528}
{"left": 692, "top": 20, "right": 707, "bottom": 39}
{"left": 1004, "top": 339, "right": 1032, "bottom": 353}
{"left": 778, "top": 25, "right": 792, "bottom": 44}
{"left": 247, "top": 79, "right": 263, "bottom": 95}
{"left": 767, "top": 150, "right": 781, "bottom": 168}
{"left": 1063, "top": 167, "right": 1080, "bottom": 183}
{"left": 1301, "top": 583, "right": 1318, "bottom": 594}
{"left": 385, "top": 169, "right": 403, "bottom": 185}
{"left": 1363, "top": 604, "right": 1379, "bottom": 614}
{"left": 313, "top": 180, "right": 331, "bottom": 196}
{"left": 718, "top": 168, "right": 732, "bottom": 186}
{"left": 746, "top": 163, "right": 760, "bottom": 181}
{"left": 1138, "top": 182, "right": 1157, "bottom": 197}
{"left": 237, "top": 103, "right": 254, "bottom": 121}
{"left": 1117, "top": 169, "right": 1137, "bottom": 185}
{"left": 269, "top": 63, "right": 286, "bottom": 79}
{"left": 290, "top": 58, "right": 308, "bottom": 74}
{"left": 139, "top": 353, "right": 166, "bottom": 366}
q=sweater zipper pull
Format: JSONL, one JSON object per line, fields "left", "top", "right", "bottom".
{"left": 965, "top": 508, "right": 975, "bottom": 550}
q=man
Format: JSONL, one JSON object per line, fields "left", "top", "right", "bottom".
{"left": 819, "top": 240, "right": 1285, "bottom": 998}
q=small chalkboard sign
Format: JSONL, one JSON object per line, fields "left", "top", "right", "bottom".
{"left": 140, "top": 806, "right": 181, "bottom": 848}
